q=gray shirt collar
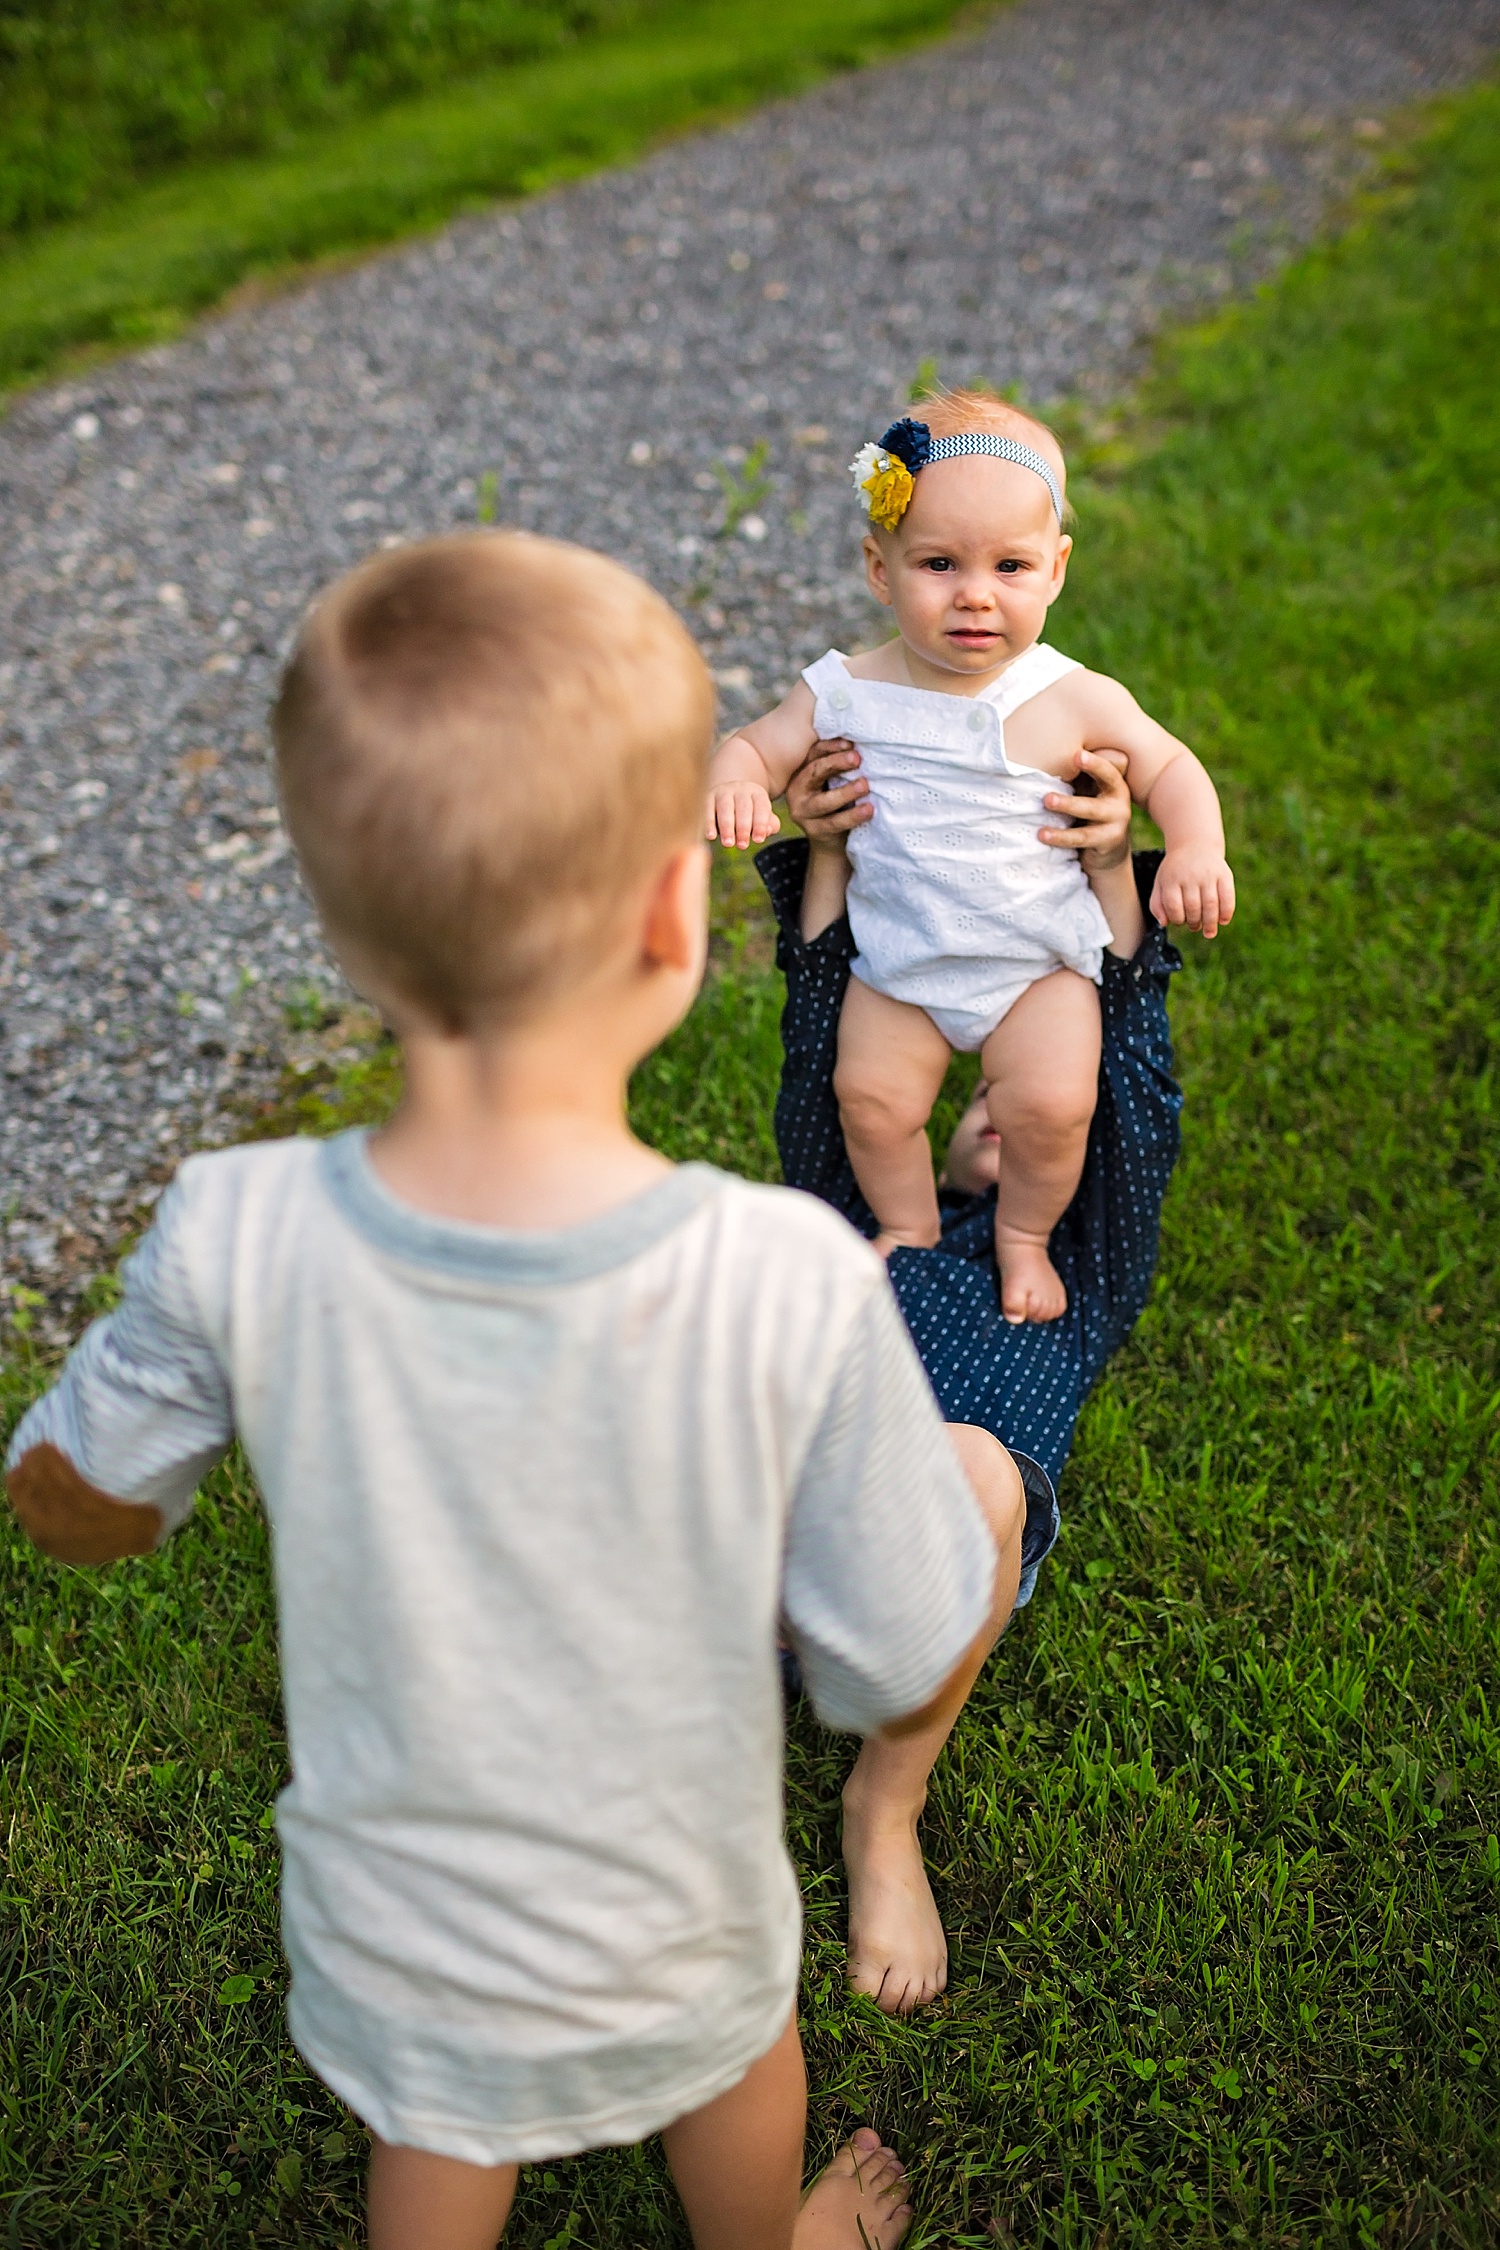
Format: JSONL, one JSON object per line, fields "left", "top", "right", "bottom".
{"left": 320, "top": 1129, "right": 725, "bottom": 1286}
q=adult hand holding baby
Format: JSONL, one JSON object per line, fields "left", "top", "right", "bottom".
{"left": 1037, "top": 745, "right": 1132, "bottom": 871}
{"left": 788, "top": 738, "right": 872, "bottom": 841}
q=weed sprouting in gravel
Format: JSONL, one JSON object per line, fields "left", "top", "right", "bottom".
{"left": 907, "top": 354, "right": 940, "bottom": 402}
{"left": 281, "top": 981, "right": 341, "bottom": 1034}
{"left": 713, "top": 439, "right": 771, "bottom": 538}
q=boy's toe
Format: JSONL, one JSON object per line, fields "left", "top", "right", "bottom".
{"left": 796, "top": 2130, "right": 913, "bottom": 2247}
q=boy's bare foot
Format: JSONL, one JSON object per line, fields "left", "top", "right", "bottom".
{"left": 843, "top": 1810, "right": 948, "bottom": 2014}
{"left": 995, "top": 1234, "right": 1068, "bottom": 1324}
{"left": 795, "top": 2128, "right": 912, "bottom": 2247}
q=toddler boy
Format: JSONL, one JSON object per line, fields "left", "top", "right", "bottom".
{"left": 5, "top": 533, "right": 1024, "bottom": 2249}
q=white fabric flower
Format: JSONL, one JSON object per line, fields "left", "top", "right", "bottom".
{"left": 849, "top": 442, "right": 887, "bottom": 514}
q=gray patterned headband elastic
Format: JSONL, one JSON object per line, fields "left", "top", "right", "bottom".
{"left": 850, "top": 415, "right": 1064, "bottom": 530}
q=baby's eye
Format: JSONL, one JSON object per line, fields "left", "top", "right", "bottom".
{"left": 996, "top": 559, "right": 1024, "bottom": 575}
{"left": 922, "top": 557, "right": 956, "bottom": 573}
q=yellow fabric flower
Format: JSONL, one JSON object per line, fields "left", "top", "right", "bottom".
{"left": 861, "top": 454, "right": 915, "bottom": 531}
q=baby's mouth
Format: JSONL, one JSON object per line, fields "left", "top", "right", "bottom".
{"left": 948, "top": 628, "right": 1000, "bottom": 646}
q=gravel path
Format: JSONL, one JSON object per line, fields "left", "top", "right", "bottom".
{"left": 2, "top": 0, "right": 1497, "bottom": 1321}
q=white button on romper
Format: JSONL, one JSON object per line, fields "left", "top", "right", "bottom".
{"left": 802, "top": 644, "right": 1115, "bottom": 1052}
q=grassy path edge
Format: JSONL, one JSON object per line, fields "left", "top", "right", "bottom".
{"left": 0, "top": 0, "right": 988, "bottom": 399}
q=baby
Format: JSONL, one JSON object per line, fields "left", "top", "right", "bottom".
{"left": 708, "top": 390, "right": 1234, "bottom": 1323}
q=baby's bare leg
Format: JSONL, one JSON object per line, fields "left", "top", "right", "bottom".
{"left": 834, "top": 980, "right": 952, "bottom": 1254}
{"left": 980, "top": 970, "right": 1102, "bottom": 1324}
{"left": 842, "top": 1429, "right": 1024, "bottom": 2015}
{"left": 662, "top": 2015, "right": 911, "bottom": 2249}
{"left": 367, "top": 2138, "right": 518, "bottom": 2250}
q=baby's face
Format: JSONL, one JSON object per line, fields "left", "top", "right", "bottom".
{"left": 864, "top": 456, "right": 1071, "bottom": 678}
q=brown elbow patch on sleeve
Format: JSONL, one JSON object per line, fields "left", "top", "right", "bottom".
{"left": 6, "top": 1443, "right": 165, "bottom": 1565}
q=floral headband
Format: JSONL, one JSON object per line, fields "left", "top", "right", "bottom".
{"left": 850, "top": 415, "right": 1064, "bottom": 533}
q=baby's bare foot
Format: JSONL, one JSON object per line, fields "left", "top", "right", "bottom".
{"left": 996, "top": 1236, "right": 1068, "bottom": 1324}
{"left": 843, "top": 1811, "right": 948, "bottom": 2015}
{"left": 794, "top": 2128, "right": 912, "bottom": 2249}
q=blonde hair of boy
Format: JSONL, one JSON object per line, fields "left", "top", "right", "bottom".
{"left": 274, "top": 532, "right": 714, "bottom": 1031}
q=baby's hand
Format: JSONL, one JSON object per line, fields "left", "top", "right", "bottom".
{"left": 706, "top": 780, "right": 780, "bottom": 849}
{"left": 785, "top": 738, "right": 870, "bottom": 851}
{"left": 1150, "top": 844, "right": 1236, "bottom": 939}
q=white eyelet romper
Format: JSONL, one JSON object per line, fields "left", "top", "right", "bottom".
{"left": 802, "top": 644, "right": 1115, "bottom": 1052}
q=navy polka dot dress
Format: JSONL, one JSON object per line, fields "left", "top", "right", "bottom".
{"left": 757, "top": 840, "right": 1182, "bottom": 1600}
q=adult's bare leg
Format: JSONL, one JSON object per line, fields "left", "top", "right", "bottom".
{"left": 662, "top": 2015, "right": 911, "bottom": 2250}
{"left": 981, "top": 970, "right": 1102, "bottom": 1324}
{"left": 834, "top": 979, "right": 952, "bottom": 1253}
{"left": 367, "top": 2139, "right": 519, "bottom": 2250}
{"left": 842, "top": 1427, "right": 1025, "bottom": 2013}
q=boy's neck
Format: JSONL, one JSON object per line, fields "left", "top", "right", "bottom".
{"left": 369, "top": 1004, "right": 670, "bottom": 1232}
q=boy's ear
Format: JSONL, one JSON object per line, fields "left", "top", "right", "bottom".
{"left": 862, "top": 534, "right": 893, "bottom": 607}
{"left": 641, "top": 841, "right": 710, "bottom": 973}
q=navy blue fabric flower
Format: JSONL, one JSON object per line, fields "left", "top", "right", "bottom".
{"left": 877, "top": 417, "right": 933, "bottom": 475}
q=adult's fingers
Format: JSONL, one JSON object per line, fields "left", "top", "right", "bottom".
{"left": 787, "top": 752, "right": 863, "bottom": 821}
{"left": 1042, "top": 789, "right": 1110, "bottom": 822}
{"left": 1074, "top": 749, "right": 1131, "bottom": 795}
{"left": 798, "top": 743, "right": 862, "bottom": 786}
{"left": 817, "top": 776, "right": 871, "bottom": 813}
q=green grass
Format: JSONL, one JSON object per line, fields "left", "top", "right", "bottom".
{"left": 0, "top": 0, "right": 986, "bottom": 392}
{"left": 0, "top": 2, "right": 660, "bottom": 236}
{"left": 4, "top": 76, "right": 1500, "bottom": 2249}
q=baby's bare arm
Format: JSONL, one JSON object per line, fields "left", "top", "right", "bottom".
{"left": 1037, "top": 749, "right": 1144, "bottom": 958}
{"left": 1065, "top": 671, "right": 1235, "bottom": 938}
{"left": 706, "top": 681, "right": 820, "bottom": 849}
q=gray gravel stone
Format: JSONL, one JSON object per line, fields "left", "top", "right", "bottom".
{"left": 2, "top": 0, "right": 1497, "bottom": 1322}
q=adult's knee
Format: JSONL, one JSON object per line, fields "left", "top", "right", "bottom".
{"left": 946, "top": 1424, "right": 1025, "bottom": 1556}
